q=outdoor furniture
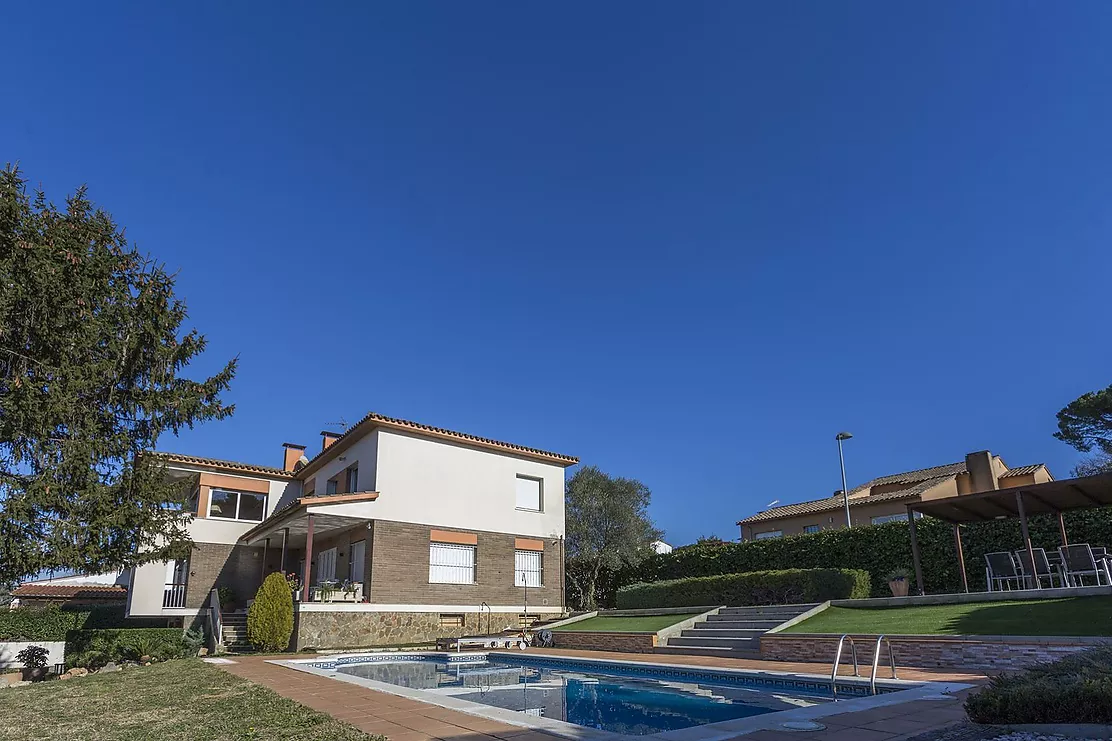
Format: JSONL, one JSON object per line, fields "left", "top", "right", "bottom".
{"left": 1058, "top": 544, "right": 1112, "bottom": 587}
{"left": 985, "top": 552, "right": 1023, "bottom": 591}
{"left": 1013, "top": 547, "right": 1064, "bottom": 589}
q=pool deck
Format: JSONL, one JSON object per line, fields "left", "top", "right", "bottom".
{"left": 217, "top": 648, "right": 986, "bottom": 741}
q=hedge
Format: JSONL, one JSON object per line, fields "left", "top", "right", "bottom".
{"left": 965, "top": 646, "right": 1112, "bottom": 723}
{"left": 616, "top": 569, "right": 870, "bottom": 609}
{"left": 621, "top": 508, "right": 1112, "bottom": 598}
{"left": 65, "top": 628, "right": 189, "bottom": 669}
{"left": 0, "top": 605, "right": 164, "bottom": 642}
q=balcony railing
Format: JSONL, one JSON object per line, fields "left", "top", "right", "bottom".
{"left": 163, "top": 582, "right": 188, "bottom": 608}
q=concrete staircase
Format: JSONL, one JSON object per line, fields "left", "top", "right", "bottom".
{"left": 220, "top": 611, "right": 251, "bottom": 652}
{"left": 656, "top": 604, "right": 819, "bottom": 658}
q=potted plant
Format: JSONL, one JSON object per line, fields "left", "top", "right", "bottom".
{"left": 886, "top": 568, "right": 911, "bottom": 597}
{"left": 16, "top": 645, "right": 49, "bottom": 682}
{"left": 285, "top": 572, "right": 302, "bottom": 601}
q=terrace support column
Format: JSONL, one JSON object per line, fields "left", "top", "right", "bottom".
{"left": 908, "top": 506, "right": 926, "bottom": 595}
{"left": 1016, "top": 492, "right": 1037, "bottom": 589}
{"left": 262, "top": 537, "right": 270, "bottom": 583}
{"left": 1058, "top": 512, "right": 1069, "bottom": 547}
{"left": 953, "top": 524, "right": 969, "bottom": 593}
{"left": 281, "top": 528, "right": 289, "bottom": 573}
{"left": 302, "top": 515, "right": 315, "bottom": 603}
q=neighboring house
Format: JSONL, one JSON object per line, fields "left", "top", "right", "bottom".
{"left": 127, "top": 412, "right": 577, "bottom": 648}
{"left": 651, "top": 540, "right": 673, "bottom": 555}
{"left": 10, "top": 570, "right": 130, "bottom": 609}
{"left": 737, "top": 450, "right": 1052, "bottom": 541}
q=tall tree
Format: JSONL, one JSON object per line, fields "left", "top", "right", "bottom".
{"left": 0, "top": 166, "right": 235, "bottom": 583}
{"left": 1072, "top": 452, "right": 1112, "bottom": 478}
{"left": 565, "top": 466, "right": 661, "bottom": 610}
{"left": 1055, "top": 384, "right": 1112, "bottom": 457}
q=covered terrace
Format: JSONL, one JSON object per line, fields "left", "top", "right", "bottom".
{"left": 906, "top": 471, "right": 1112, "bottom": 595}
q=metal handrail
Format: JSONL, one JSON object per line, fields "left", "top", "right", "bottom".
{"left": 870, "top": 635, "right": 897, "bottom": 695}
{"left": 480, "top": 601, "right": 491, "bottom": 636}
{"left": 830, "top": 634, "right": 859, "bottom": 700}
{"left": 210, "top": 589, "right": 224, "bottom": 653}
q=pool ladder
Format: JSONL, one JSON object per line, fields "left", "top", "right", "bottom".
{"left": 830, "top": 635, "right": 897, "bottom": 699}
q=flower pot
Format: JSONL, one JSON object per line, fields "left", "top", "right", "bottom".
{"left": 888, "top": 578, "right": 909, "bottom": 597}
{"left": 21, "top": 667, "right": 48, "bottom": 682}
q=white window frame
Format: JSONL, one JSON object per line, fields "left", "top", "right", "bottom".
{"left": 349, "top": 540, "right": 366, "bottom": 586}
{"left": 515, "top": 549, "right": 543, "bottom": 587}
{"left": 346, "top": 466, "right": 359, "bottom": 493}
{"left": 754, "top": 530, "right": 782, "bottom": 540}
{"left": 326, "top": 479, "right": 338, "bottom": 495}
{"left": 429, "top": 543, "right": 476, "bottom": 584}
{"left": 317, "top": 547, "right": 338, "bottom": 582}
{"left": 515, "top": 476, "right": 543, "bottom": 512}
{"left": 207, "top": 489, "right": 267, "bottom": 522}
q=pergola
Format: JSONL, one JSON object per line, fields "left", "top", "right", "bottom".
{"left": 905, "top": 471, "right": 1112, "bottom": 595}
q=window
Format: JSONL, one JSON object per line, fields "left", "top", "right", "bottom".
{"left": 317, "top": 547, "right": 338, "bottom": 582}
{"left": 754, "top": 530, "right": 782, "bottom": 540}
{"left": 429, "top": 543, "right": 476, "bottom": 584}
{"left": 439, "top": 613, "right": 465, "bottom": 629}
{"left": 803, "top": 525, "right": 821, "bottom": 534}
{"left": 516, "top": 476, "right": 542, "bottom": 511}
{"left": 208, "top": 489, "right": 267, "bottom": 522}
{"left": 326, "top": 479, "right": 338, "bottom": 495}
{"left": 346, "top": 466, "right": 359, "bottom": 493}
{"left": 515, "top": 550, "right": 543, "bottom": 587}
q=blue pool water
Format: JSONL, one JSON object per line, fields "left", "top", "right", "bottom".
{"left": 337, "top": 657, "right": 839, "bottom": 735}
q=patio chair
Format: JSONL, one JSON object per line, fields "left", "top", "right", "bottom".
{"left": 984, "top": 552, "right": 1023, "bottom": 591}
{"left": 1058, "top": 544, "right": 1112, "bottom": 587}
{"left": 1013, "top": 547, "right": 1064, "bottom": 589}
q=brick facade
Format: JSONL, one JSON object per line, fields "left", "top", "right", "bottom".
{"left": 760, "top": 633, "right": 1099, "bottom": 670}
{"left": 185, "top": 543, "right": 265, "bottom": 609}
{"left": 552, "top": 631, "right": 657, "bottom": 653}
{"left": 367, "top": 520, "right": 563, "bottom": 609}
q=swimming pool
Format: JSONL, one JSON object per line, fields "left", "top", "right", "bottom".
{"left": 277, "top": 652, "right": 970, "bottom": 740}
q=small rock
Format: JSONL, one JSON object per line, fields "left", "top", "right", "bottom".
{"left": 70, "top": 667, "right": 89, "bottom": 677}
{"left": 58, "top": 673, "right": 72, "bottom": 681}
{"left": 197, "top": 647, "right": 209, "bottom": 657}
{"left": 98, "top": 663, "right": 118, "bottom": 674}
{"left": 139, "top": 655, "right": 152, "bottom": 663}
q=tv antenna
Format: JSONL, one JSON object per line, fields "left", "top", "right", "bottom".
{"left": 324, "top": 417, "right": 349, "bottom": 431}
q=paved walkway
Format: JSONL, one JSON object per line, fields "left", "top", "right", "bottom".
{"left": 218, "top": 650, "right": 985, "bottom": 741}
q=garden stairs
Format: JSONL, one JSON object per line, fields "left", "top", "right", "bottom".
{"left": 221, "top": 610, "right": 251, "bottom": 652}
{"left": 656, "top": 604, "right": 818, "bottom": 659}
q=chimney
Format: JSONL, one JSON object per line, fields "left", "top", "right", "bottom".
{"left": 966, "top": 450, "right": 999, "bottom": 493}
{"left": 321, "top": 430, "right": 342, "bottom": 451}
{"left": 282, "top": 443, "right": 306, "bottom": 473}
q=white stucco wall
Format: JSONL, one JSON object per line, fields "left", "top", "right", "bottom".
{"left": 309, "top": 433, "right": 378, "bottom": 494}
{"left": 0, "top": 641, "right": 66, "bottom": 669}
{"left": 126, "top": 561, "right": 166, "bottom": 617}
{"left": 316, "top": 429, "right": 566, "bottom": 538}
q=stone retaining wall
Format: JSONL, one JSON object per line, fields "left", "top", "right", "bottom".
{"left": 761, "top": 633, "right": 1104, "bottom": 670}
{"left": 551, "top": 631, "right": 657, "bottom": 653}
{"left": 294, "top": 610, "right": 524, "bottom": 650}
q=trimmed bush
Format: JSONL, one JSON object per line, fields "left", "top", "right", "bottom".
{"left": 247, "top": 572, "right": 294, "bottom": 652}
{"left": 623, "top": 508, "right": 1112, "bottom": 598}
{"left": 65, "top": 628, "right": 188, "bottom": 669}
{"left": 0, "top": 605, "right": 163, "bottom": 642}
{"left": 965, "top": 646, "right": 1112, "bottom": 723}
{"left": 616, "top": 568, "right": 871, "bottom": 609}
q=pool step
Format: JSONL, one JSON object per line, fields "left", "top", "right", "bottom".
{"left": 657, "top": 603, "right": 819, "bottom": 659}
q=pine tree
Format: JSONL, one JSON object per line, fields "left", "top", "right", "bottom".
{"left": 0, "top": 165, "right": 236, "bottom": 583}
{"left": 247, "top": 572, "right": 294, "bottom": 652}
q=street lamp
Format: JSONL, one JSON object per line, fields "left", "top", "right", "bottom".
{"left": 836, "top": 432, "right": 853, "bottom": 528}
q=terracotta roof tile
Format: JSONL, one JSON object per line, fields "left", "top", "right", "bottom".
{"left": 13, "top": 584, "right": 127, "bottom": 599}
{"left": 739, "top": 476, "right": 954, "bottom": 524}
{"left": 1000, "top": 464, "right": 1046, "bottom": 478}
{"left": 155, "top": 453, "right": 294, "bottom": 478}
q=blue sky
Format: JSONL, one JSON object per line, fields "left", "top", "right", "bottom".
{"left": 6, "top": 3, "right": 1112, "bottom": 544}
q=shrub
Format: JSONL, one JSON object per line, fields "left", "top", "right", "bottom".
{"left": 616, "top": 568, "right": 871, "bottom": 609}
{"left": 247, "top": 572, "right": 294, "bottom": 652}
{"left": 965, "top": 646, "right": 1112, "bottom": 723}
{"left": 15, "top": 645, "right": 48, "bottom": 669}
{"left": 621, "top": 508, "right": 1112, "bottom": 598}
{"left": 0, "top": 604, "right": 167, "bottom": 641}
{"left": 65, "top": 628, "right": 188, "bottom": 669}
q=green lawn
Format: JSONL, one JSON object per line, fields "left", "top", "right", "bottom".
{"left": 0, "top": 659, "right": 378, "bottom": 741}
{"left": 782, "top": 596, "right": 1112, "bottom": 636}
{"left": 554, "top": 613, "right": 701, "bottom": 632}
